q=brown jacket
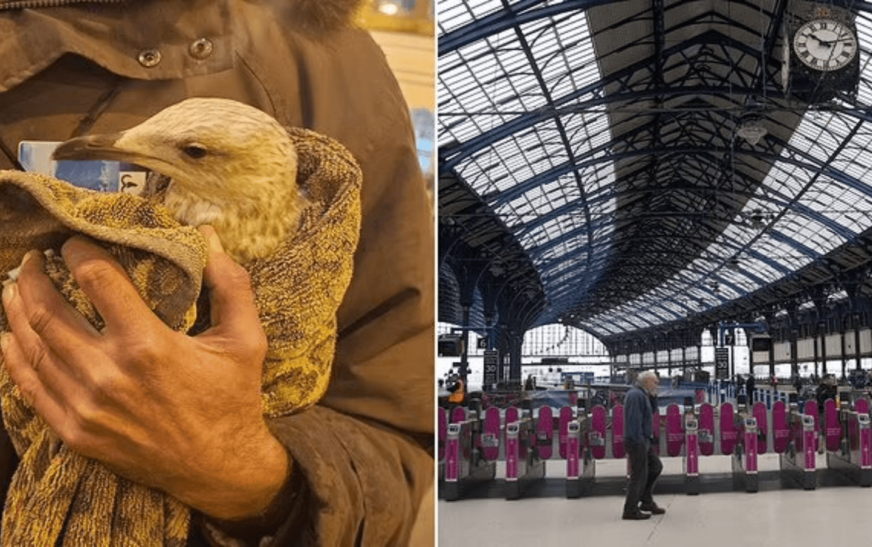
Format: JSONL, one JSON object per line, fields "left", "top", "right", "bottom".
{"left": 0, "top": 1, "right": 434, "bottom": 545}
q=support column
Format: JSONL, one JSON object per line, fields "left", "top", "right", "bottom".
{"left": 787, "top": 300, "right": 799, "bottom": 379}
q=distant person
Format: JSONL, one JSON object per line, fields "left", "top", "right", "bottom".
{"left": 524, "top": 375, "right": 535, "bottom": 391}
{"left": 448, "top": 378, "right": 466, "bottom": 406}
{"left": 746, "top": 374, "right": 756, "bottom": 404}
{"left": 622, "top": 371, "right": 665, "bottom": 520}
{"left": 815, "top": 375, "right": 837, "bottom": 409}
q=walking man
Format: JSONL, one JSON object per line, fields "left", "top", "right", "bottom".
{"left": 622, "top": 370, "right": 665, "bottom": 520}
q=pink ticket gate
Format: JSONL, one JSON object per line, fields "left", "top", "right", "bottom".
{"left": 482, "top": 406, "right": 501, "bottom": 461}
{"left": 780, "top": 405, "right": 817, "bottom": 490}
{"left": 442, "top": 414, "right": 496, "bottom": 501}
{"left": 559, "top": 406, "right": 573, "bottom": 459}
{"left": 536, "top": 406, "right": 554, "bottom": 460}
{"left": 666, "top": 404, "right": 683, "bottom": 457}
{"left": 772, "top": 401, "right": 789, "bottom": 453}
{"left": 753, "top": 402, "right": 768, "bottom": 454}
{"left": 590, "top": 405, "right": 607, "bottom": 460}
{"left": 698, "top": 403, "right": 715, "bottom": 456}
{"left": 826, "top": 398, "right": 872, "bottom": 486}
{"left": 804, "top": 400, "right": 820, "bottom": 452}
{"left": 438, "top": 407, "right": 448, "bottom": 461}
{"left": 505, "top": 407, "right": 525, "bottom": 458}
{"left": 720, "top": 403, "right": 738, "bottom": 455}
{"left": 504, "top": 408, "right": 545, "bottom": 500}
{"left": 731, "top": 415, "right": 759, "bottom": 492}
{"left": 824, "top": 399, "right": 840, "bottom": 453}
{"left": 612, "top": 404, "right": 625, "bottom": 459}
{"left": 684, "top": 414, "right": 700, "bottom": 495}
{"left": 565, "top": 416, "right": 596, "bottom": 498}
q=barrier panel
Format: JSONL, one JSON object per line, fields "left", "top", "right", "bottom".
{"left": 773, "top": 401, "right": 789, "bottom": 453}
{"left": 753, "top": 401, "right": 768, "bottom": 454}
{"left": 482, "top": 406, "right": 501, "bottom": 461}
{"left": 666, "top": 404, "right": 683, "bottom": 457}
{"left": 720, "top": 402, "right": 737, "bottom": 455}
{"left": 612, "top": 404, "right": 625, "bottom": 459}
{"left": 590, "top": 405, "right": 607, "bottom": 460}
{"left": 438, "top": 407, "right": 447, "bottom": 461}
{"left": 506, "top": 406, "right": 526, "bottom": 458}
{"left": 537, "top": 406, "right": 553, "bottom": 460}
{"left": 699, "top": 403, "right": 715, "bottom": 456}
{"left": 559, "top": 406, "right": 573, "bottom": 459}
{"left": 685, "top": 416, "right": 700, "bottom": 495}
{"left": 804, "top": 400, "right": 819, "bottom": 451}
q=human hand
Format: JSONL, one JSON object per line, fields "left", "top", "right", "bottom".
{"left": 0, "top": 226, "right": 289, "bottom": 521}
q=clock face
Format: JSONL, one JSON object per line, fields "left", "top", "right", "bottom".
{"left": 793, "top": 19, "right": 858, "bottom": 72}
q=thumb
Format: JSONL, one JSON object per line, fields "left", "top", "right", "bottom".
{"left": 197, "top": 226, "right": 266, "bottom": 355}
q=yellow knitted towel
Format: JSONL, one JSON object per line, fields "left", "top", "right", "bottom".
{"left": 0, "top": 128, "right": 362, "bottom": 546}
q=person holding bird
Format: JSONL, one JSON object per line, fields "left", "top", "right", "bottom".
{"left": 0, "top": 1, "right": 434, "bottom": 546}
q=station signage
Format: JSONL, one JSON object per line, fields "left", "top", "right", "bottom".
{"left": 715, "top": 347, "right": 729, "bottom": 379}
{"left": 483, "top": 350, "right": 499, "bottom": 385}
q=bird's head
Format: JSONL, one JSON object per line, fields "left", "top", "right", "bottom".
{"left": 52, "top": 98, "right": 298, "bottom": 210}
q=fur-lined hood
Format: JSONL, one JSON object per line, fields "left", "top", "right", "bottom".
{"left": 284, "top": 0, "right": 366, "bottom": 32}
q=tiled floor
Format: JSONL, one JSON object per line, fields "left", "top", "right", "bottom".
{"left": 438, "top": 453, "right": 869, "bottom": 545}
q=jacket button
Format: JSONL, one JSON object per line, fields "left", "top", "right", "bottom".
{"left": 137, "top": 49, "right": 162, "bottom": 68}
{"left": 189, "top": 38, "right": 214, "bottom": 60}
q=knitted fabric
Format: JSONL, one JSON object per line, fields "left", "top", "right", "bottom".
{"left": 0, "top": 127, "right": 362, "bottom": 546}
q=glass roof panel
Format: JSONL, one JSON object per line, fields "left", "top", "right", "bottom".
{"left": 438, "top": 0, "right": 503, "bottom": 34}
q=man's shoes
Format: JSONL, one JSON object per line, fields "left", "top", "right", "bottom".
{"left": 639, "top": 503, "right": 666, "bottom": 515}
{"left": 622, "top": 511, "right": 651, "bottom": 520}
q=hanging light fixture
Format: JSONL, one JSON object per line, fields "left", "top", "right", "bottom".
{"left": 736, "top": 114, "right": 768, "bottom": 146}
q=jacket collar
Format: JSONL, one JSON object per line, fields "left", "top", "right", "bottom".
{"left": 0, "top": 0, "right": 232, "bottom": 93}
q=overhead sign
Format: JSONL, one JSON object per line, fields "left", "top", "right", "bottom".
{"left": 715, "top": 347, "right": 729, "bottom": 379}
{"left": 483, "top": 350, "right": 498, "bottom": 386}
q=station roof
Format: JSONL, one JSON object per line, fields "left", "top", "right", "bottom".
{"left": 438, "top": 0, "right": 872, "bottom": 346}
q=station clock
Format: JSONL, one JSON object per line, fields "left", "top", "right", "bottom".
{"left": 782, "top": 2, "right": 860, "bottom": 103}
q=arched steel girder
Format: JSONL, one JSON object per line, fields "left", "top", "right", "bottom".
{"left": 536, "top": 231, "right": 781, "bottom": 287}
{"left": 441, "top": 29, "right": 785, "bottom": 170}
{"left": 512, "top": 179, "right": 855, "bottom": 248}
{"left": 492, "top": 147, "right": 864, "bottom": 265}
{"left": 475, "top": 140, "right": 872, "bottom": 227}
{"left": 543, "top": 267, "right": 740, "bottom": 318}
{"left": 438, "top": 0, "right": 618, "bottom": 56}
{"left": 483, "top": 108, "right": 769, "bottom": 207}
{"left": 500, "top": 3, "right": 599, "bottom": 293}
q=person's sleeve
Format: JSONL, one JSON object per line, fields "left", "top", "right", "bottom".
{"left": 624, "top": 393, "right": 641, "bottom": 442}
{"left": 198, "top": 408, "right": 432, "bottom": 547}
{"left": 267, "top": 408, "right": 432, "bottom": 546}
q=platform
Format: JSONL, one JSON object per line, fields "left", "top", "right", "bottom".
{"left": 438, "top": 452, "right": 866, "bottom": 545}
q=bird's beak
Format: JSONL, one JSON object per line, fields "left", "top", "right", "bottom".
{"left": 52, "top": 132, "right": 151, "bottom": 164}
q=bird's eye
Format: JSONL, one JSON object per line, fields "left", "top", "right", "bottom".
{"left": 182, "top": 144, "right": 208, "bottom": 159}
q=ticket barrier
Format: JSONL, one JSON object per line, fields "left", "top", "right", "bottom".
{"left": 684, "top": 415, "right": 700, "bottom": 495}
{"left": 505, "top": 415, "right": 546, "bottom": 500}
{"left": 780, "top": 405, "right": 817, "bottom": 490}
{"left": 826, "top": 398, "right": 872, "bottom": 486}
{"left": 442, "top": 414, "right": 496, "bottom": 501}
{"left": 565, "top": 416, "right": 596, "bottom": 498}
{"left": 730, "top": 414, "right": 759, "bottom": 493}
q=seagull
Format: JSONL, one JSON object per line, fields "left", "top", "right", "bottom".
{"left": 52, "top": 98, "right": 305, "bottom": 264}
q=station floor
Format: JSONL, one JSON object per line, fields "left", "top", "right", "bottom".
{"left": 438, "top": 452, "right": 869, "bottom": 546}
